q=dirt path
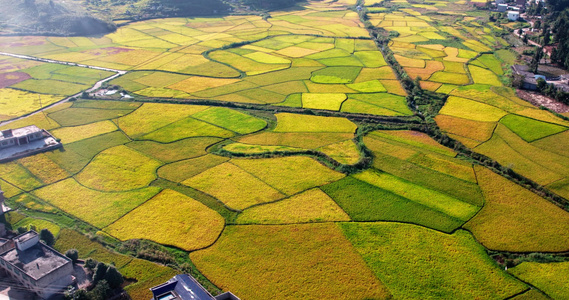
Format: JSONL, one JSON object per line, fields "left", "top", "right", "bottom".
{"left": 516, "top": 89, "right": 569, "bottom": 113}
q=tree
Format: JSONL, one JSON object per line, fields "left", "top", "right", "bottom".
{"left": 39, "top": 229, "right": 55, "bottom": 246}
{"left": 92, "top": 262, "right": 108, "bottom": 284}
{"left": 529, "top": 47, "right": 543, "bottom": 73}
{"left": 85, "top": 258, "right": 98, "bottom": 271}
{"left": 17, "top": 227, "right": 27, "bottom": 234}
{"left": 65, "top": 249, "right": 79, "bottom": 263}
{"left": 104, "top": 266, "right": 124, "bottom": 289}
{"left": 90, "top": 280, "right": 111, "bottom": 300}
{"left": 537, "top": 78, "right": 547, "bottom": 91}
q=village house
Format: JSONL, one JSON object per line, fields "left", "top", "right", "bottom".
{"left": 0, "top": 125, "right": 61, "bottom": 163}
{"left": 150, "top": 274, "right": 240, "bottom": 300}
{"left": 0, "top": 231, "right": 74, "bottom": 299}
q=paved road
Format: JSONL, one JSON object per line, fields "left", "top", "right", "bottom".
{"left": 0, "top": 52, "right": 128, "bottom": 126}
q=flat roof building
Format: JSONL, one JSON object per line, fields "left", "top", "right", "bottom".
{"left": 150, "top": 274, "right": 240, "bottom": 300}
{"left": 0, "top": 125, "right": 61, "bottom": 163}
{"left": 0, "top": 231, "right": 73, "bottom": 299}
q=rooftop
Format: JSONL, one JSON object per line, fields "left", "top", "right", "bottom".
{"left": 152, "top": 274, "right": 215, "bottom": 300}
{"left": 0, "top": 125, "right": 41, "bottom": 141}
{"left": 0, "top": 237, "right": 70, "bottom": 281}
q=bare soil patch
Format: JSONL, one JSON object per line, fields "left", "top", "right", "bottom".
{"left": 516, "top": 89, "right": 569, "bottom": 113}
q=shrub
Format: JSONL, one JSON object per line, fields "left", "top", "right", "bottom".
{"left": 65, "top": 249, "right": 79, "bottom": 263}
{"left": 40, "top": 229, "right": 55, "bottom": 246}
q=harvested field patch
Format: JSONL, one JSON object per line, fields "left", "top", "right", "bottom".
{"left": 273, "top": 113, "right": 356, "bottom": 133}
{"left": 231, "top": 156, "right": 344, "bottom": 195}
{"left": 236, "top": 188, "right": 349, "bottom": 224}
{"left": 341, "top": 222, "right": 527, "bottom": 299}
{"left": 182, "top": 162, "right": 285, "bottom": 210}
{"left": 302, "top": 93, "right": 347, "bottom": 111}
{"left": 191, "top": 223, "right": 391, "bottom": 300}
{"left": 105, "top": 189, "right": 224, "bottom": 251}
{"left": 509, "top": 262, "right": 569, "bottom": 299}
{"left": 192, "top": 107, "right": 267, "bottom": 134}
{"left": 405, "top": 60, "right": 444, "bottom": 79}
{"left": 499, "top": 114, "right": 567, "bottom": 142}
{"left": 0, "top": 72, "right": 31, "bottom": 88}
{"left": 127, "top": 137, "right": 222, "bottom": 163}
{"left": 76, "top": 145, "right": 162, "bottom": 192}
{"left": 464, "top": 166, "right": 569, "bottom": 252}
{"left": 34, "top": 178, "right": 160, "bottom": 228}
{"left": 439, "top": 96, "right": 508, "bottom": 122}
{"left": 322, "top": 177, "right": 463, "bottom": 232}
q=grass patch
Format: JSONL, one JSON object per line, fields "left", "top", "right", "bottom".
{"left": 231, "top": 156, "right": 345, "bottom": 196}
{"left": 54, "top": 228, "right": 132, "bottom": 268}
{"left": 353, "top": 170, "right": 479, "bottom": 221}
{"left": 341, "top": 222, "right": 527, "bottom": 299}
{"left": 191, "top": 223, "right": 391, "bottom": 300}
{"left": 192, "top": 107, "right": 267, "bottom": 134}
{"left": 222, "top": 143, "right": 301, "bottom": 154}
{"left": 105, "top": 189, "right": 224, "bottom": 251}
{"left": 46, "top": 131, "right": 130, "bottom": 174}
{"left": 310, "top": 67, "right": 361, "bottom": 84}
{"left": 126, "top": 137, "right": 222, "bottom": 163}
{"left": 500, "top": 114, "right": 567, "bottom": 142}
{"left": 464, "top": 166, "right": 569, "bottom": 252}
{"left": 322, "top": 177, "right": 464, "bottom": 232}
{"left": 14, "top": 217, "right": 60, "bottom": 236}
{"left": 182, "top": 162, "right": 285, "bottom": 210}
{"left": 49, "top": 108, "right": 134, "bottom": 126}
{"left": 157, "top": 154, "right": 229, "bottom": 183}
{"left": 76, "top": 145, "right": 162, "bottom": 192}
{"left": 354, "top": 51, "right": 388, "bottom": 67}
{"left": 236, "top": 188, "right": 349, "bottom": 224}
{"left": 141, "top": 117, "right": 234, "bottom": 143}
{"left": 117, "top": 103, "right": 209, "bottom": 139}
{"left": 33, "top": 178, "right": 161, "bottom": 228}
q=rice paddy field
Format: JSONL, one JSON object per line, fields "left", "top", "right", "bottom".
{"left": 1, "top": 0, "right": 569, "bottom": 299}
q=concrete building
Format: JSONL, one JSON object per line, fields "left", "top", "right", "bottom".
{"left": 150, "top": 274, "right": 240, "bottom": 300}
{"left": 0, "top": 231, "right": 73, "bottom": 299}
{"left": 508, "top": 11, "right": 520, "bottom": 21}
{"left": 497, "top": 3, "right": 508, "bottom": 11}
{"left": 0, "top": 126, "right": 61, "bottom": 163}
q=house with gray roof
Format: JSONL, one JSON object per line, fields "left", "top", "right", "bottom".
{"left": 150, "top": 274, "right": 240, "bottom": 300}
{"left": 0, "top": 125, "right": 61, "bottom": 163}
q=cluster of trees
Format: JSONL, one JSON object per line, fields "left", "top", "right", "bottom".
{"left": 536, "top": 78, "right": 569, "bottom": 104}
{"left": 66, "top": 257, "right": 125, "bottom": 300}
{"left": 526, "top": 0, "right": 569, "bottom": 69}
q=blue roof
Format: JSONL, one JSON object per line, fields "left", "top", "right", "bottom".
{"left": 150, "top": 274, "right": 215, "bottom": 300}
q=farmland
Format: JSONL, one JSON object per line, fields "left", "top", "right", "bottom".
{"left": 0, "top": 0, "right": 569, "bottom": 299}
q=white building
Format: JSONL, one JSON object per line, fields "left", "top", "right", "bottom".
{"left": 0, "top": 126, "right": 61, "bottom": 163}
{"left": 508, "top": 11, "right": 520, "bottom": 21}
{"left": 0, "top": 231, "right": 74, "bottom": 299}
{"left": 0, "top": 126, "right": 45, "bottom": 149}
